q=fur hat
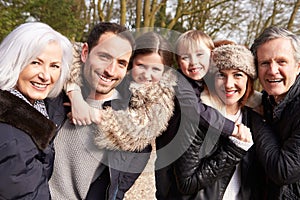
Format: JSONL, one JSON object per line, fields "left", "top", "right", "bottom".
{"left": 210, "top": 44, "right": 256, "bottom": 79}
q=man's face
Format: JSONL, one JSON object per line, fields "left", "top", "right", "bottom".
{"left": 82, "top": 32, "right": 132, "bottom": 100}
{"left": 257, "top": 38, "right": 300, "bottom": 103}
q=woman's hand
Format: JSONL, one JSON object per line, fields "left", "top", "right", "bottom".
{"left": 232, "top": 123, "right": 253, "bottom": 143}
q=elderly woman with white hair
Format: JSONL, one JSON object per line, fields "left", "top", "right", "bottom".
{"left": 175, "top": 44, "right": 267, "bottom": 199}
{"left": 0, "top": 22, "right": 72, "bottom": 199}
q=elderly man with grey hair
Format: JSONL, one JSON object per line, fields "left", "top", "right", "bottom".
{"left": 250, "top": 26, "right": 300, "bottom": 199}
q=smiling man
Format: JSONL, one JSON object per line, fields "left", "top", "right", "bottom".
{"left": 82, "top": 31, "right": 132, "bottom": 100}
{"left": 48, "top": 22, "right": 149, "bottom": 200}
{"left": 250, "top": 26, "right": 300, "bottom": 199}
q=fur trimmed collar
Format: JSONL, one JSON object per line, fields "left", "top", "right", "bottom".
{"left": 94, "top": 69, "right": 177, "bottom": 152}
{"left": 0, "top": 90, "right": 56, "bottom": 150}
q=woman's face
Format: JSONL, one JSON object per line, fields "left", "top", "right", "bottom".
{"left": 16, "top": 42, "right": 62, "bottom": 104}
{"left": 131, "top": 53, "right": 164, "bottom": 84}
{"left": 214, "top": 69, "right": 248, "bottom": 108}
{"left": 177, "top": 41, "right": 211, "bottom": 81}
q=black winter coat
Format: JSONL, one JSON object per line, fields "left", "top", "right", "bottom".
{"left": 174, "top": 106, "right": 267, "bottom": 200}
{"left": 0, "top": 90, "right": 66, "bottom": 200}
{"left": 154, "top": 71, "right": 237, "bottom": 200}
{"left": 255, "top": 76, "right": 300, "bottom": 199}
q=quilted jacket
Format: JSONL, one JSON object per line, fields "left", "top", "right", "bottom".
{"left": 256, "top": 75, "right": 300, "bottom": 199}
{"left": 174, "top": 105, "right": 267, "bottom": 200}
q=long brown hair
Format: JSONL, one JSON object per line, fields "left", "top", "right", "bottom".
{"left": 128, "top": 32, "right": 174, "bottom": 70}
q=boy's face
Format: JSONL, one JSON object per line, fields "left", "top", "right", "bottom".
{"left": 177, "top": 40, "right": 211, "bottom": 81}
{"left": 82, "top": 32, "right": 132, "bottom": 100}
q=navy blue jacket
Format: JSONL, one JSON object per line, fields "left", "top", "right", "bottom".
{"left": 0, "top": 90, "right": 66, "bottom": 199}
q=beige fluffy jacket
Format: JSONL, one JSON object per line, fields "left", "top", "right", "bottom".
{"left": 94, "top": 69, "right": 176, "bottom": 152}
{"left": 68, "top": 42, "right": 177, "bottom": 152}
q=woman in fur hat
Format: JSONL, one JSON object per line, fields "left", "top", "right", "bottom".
{"left": 175, "top": 44, "right": 267, "bottom": 199}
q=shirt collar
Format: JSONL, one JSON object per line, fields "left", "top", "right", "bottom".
{"left": 8, "top": 88, "right": 49, "bottom": 118}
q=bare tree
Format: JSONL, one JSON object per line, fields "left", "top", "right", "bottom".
{"left": 136, "top": 0, "right": 142, "bottom": 28}
{"left": 75, "top": 0, "right": 300, "bottom": 46}
{"left": 287, "top": 0, "right": 300, "bottom": 30}
{"left": 120, "top": 0, "right": 126, "bottom": 25}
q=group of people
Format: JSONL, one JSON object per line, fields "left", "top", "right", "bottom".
{"left": 0, "top": 20, "right": 299, "bottom": 200}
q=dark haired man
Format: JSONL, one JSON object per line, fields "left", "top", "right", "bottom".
{"left": 48, "top": 22, "right": 148, "bottom": 200}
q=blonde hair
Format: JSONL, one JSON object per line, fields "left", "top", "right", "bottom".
{"left": 175, "top": 30, "right": 214, "bottom": 61}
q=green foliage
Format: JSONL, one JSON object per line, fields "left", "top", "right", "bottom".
{"left": 0, "top": 0, "right": 28, "bottom": 42}
{"left": 0, "top": 0, "right": 87, "bottom": 42}
{"left": 26, "top": 0, "right": 87, "bottom": 41}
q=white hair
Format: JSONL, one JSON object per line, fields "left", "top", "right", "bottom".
{"left": 0, "top": 22, "right": 73, "bottom": 98}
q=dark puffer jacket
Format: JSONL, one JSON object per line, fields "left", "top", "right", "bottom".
{"left": 256, "top": 76, "right": 300, "bottom": 199}
{"left": 174, "top": 106, "right": 267, "bottom": 200}
{"left": 0, "top": 90, "right": 66, "bottom": 199}
{"left": 154, "top": 71, "right": 237, "bottom": 200}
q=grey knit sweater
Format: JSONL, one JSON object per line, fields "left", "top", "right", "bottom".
{"left": 49, "top": 123, "right": 106, "bottom": 199}
{"left": 49, "top": 98, "right": 111, "bottom": 199}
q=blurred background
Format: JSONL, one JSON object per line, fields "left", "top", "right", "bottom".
{"left": 1, "top": 0, "right": 299, "bottom": 90}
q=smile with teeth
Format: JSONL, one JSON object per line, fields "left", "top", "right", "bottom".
{"left": 267, "top": 79, "right": 282, "bottom": 83}
{"left": 188, "top": 67, "right": 203, "bottom": 73}
{"left": 32, "top": 82, "right": 48, "bottom": 88}
{"left": 99, "top": 74, "right": 113, "bottom": 82}
{"left": 225, "top": 90, "right": 237, "bottom": 97}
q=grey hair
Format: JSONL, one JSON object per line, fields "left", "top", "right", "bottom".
{"left": 0, "top": 22, "right": 73, "bottom": 98}
{"left": 250, "top": 26, "right": 300, "bottom": 66}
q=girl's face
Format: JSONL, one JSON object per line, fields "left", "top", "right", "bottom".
{"left": 214, "top": 69, "right": 248, "bottom": 110}
{"left": 131, "top": 53, "right": 164, "bottom": 85}
{"left": 177, "top": 41, "right": 211, "bottom": 81}
{"left": 16, "top": 42, "right": 62, "bottom": 104}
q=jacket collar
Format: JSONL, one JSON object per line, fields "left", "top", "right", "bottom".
{"left": 178, "top": 69, "right": 204, "bottom": 97}
{"left": 263, "top": 75, "right": 300, "bottom": 121}
{"left": 0, "top": 90, "right": 56, "bottom": 150}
